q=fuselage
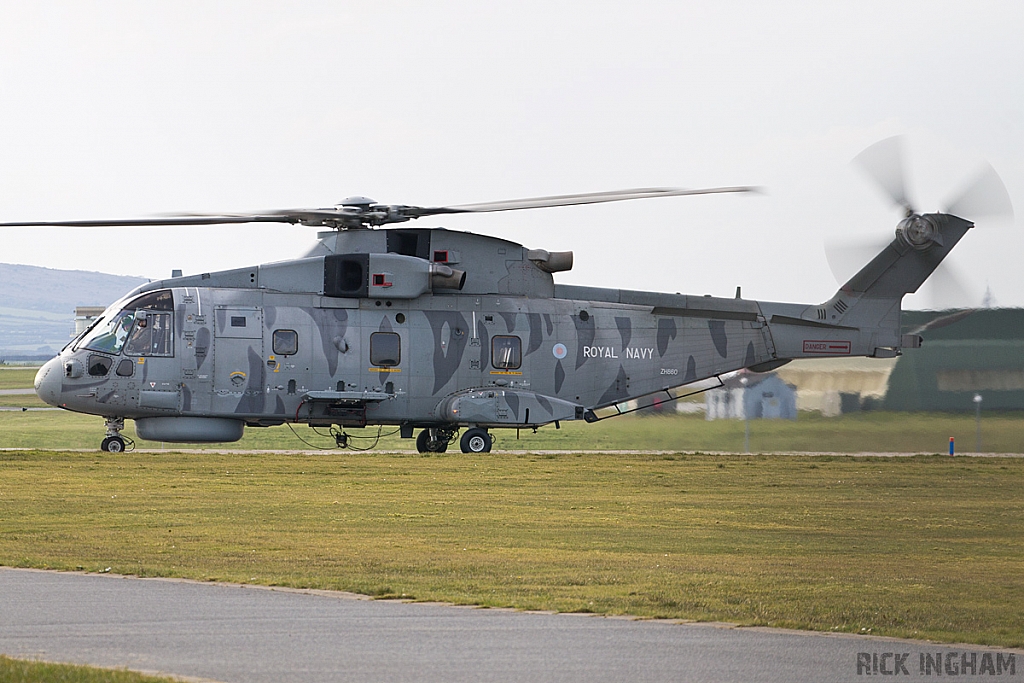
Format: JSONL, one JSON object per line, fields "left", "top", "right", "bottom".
{"left": 36, "top": 214, "right": 971, "bottom": 447}
{"left": 35, "top": 280, "right": 777, "bottom": 438}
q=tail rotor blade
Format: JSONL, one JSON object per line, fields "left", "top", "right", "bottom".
{"left": 853, "top": 135, "right": 914, "bottom": 214}
{"left": 944, "top": 162, "right": 1014, "bottom": 220}
{"left": 838, "top": 137, "right": 1009, "bottom": 311}
{"left": 824, "top": 238, "right": 889, "bottom": 285}
{"left": 923, "top": 262, "right": 976, "bottom": 310}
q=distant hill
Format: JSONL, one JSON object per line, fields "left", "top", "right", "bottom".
{"left": 0, "top": 263, "right": 148, "bottom": 358}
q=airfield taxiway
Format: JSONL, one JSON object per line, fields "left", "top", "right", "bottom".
{"left": 1, "top": 568, "right": 1017, "bottom": 683}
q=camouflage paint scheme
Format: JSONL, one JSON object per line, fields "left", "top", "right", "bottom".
{"left": 34, "top": 214, "right": 972, "bottom": 448}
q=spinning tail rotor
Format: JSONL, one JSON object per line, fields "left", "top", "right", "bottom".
{"left": 826, "top": 136, "right": 1013, "bottom": 309}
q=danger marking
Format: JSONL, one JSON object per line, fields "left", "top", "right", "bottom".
{"left": 803, "top": 340, "right": 852, "bottom": 354}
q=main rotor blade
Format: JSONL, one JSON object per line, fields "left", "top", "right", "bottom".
{"left": 0, "top": 185, "right": 758, "bottom": 229}
{"left": 944, "top": 162, "right": 1014, "bottom": 220}
{"left": 0, "top": 214, "right": 297, "bottom": 228}
{"left": 853, "top": 135, "right": 913, "bottom": 214}
{"left": 412, "top": 186, "right": 758, "bottom": 216}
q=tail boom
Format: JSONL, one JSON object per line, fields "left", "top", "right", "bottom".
{"left": 760, "top": 213, "right": 972, "bottom": 362}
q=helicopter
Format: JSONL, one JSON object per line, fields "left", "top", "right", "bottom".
{"left": 7, "top": 139, "right": 1012, "bottom": 453}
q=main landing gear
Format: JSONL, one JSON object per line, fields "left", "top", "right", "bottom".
{"left": 415, "top": 427, "right": 493, "bottom": 453}
{"left": 100, "top": 416, "right": 131, "bottom": 453}
{"left": 459, "top": 427, "right": 493, "bottom": 453}
{"left": 416, "top": 427, "right": 455, "bottom": 454}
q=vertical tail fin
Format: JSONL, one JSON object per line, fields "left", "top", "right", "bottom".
{"left": 763, "top": 212, "right": 974, "bottom": 361}
{"left": 839, "top": 213, "right": 973, "bottom": 300}
{"left": 811, "top": 213, "right": 973, "bottom": 356}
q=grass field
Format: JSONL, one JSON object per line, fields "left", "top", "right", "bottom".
{"left": 0, "top": 368, "right": 37, "bottom": 391}
{"left": 3, "top": 368, "right": 1023, "bottom": 647}
{"left": 0, "top": 656, "right": 176, "bottom": 683}
{"left": 1, "top": 449, "right": 1022, "bottom": 647}
{"left": 2, "top": 407, "right": 1023, "bottom": 454}
{"left": 2, "top": 365, "right": 1023, "bottom": 453}
{"left": 0, "top": 396, "right": 45, "bottom": 409}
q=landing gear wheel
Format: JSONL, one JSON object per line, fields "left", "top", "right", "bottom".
{"left": 416, "top": 429, "right": 449, "bottom": 453}
{"left": 460, "top": 428, "right": 492, "bottom": 453}
{"left": 101, "top": 436, "right": 126, "bottom": 453}
{"left": 101, "top": 417, "right": 128, "bottom": 453}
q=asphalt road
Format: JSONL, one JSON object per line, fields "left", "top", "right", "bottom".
{"left": 0, "top": 569, "right": 1017, "bottom": 683}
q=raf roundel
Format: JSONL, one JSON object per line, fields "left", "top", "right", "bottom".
{"left": 552, "top": 343, "right": 568, "bottom": 360}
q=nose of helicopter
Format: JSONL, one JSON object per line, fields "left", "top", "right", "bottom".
{"left": 34, "top": 357, "right": 63, "bottom": 407}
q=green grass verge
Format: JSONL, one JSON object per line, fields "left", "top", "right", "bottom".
{"left": 0, "top": 395, "right": 46, "bottom": 409}
{"left": 2, "top": 409, "right": 1023, "bottom": 453}
{"left": 0, "top": 369, "right": 37, "bottom": 391}
{"left": 1, "top": 449, "right": 1021, "bottom": 646}
{"left": 0, "top": 655, "right": 177, "bottom": 683}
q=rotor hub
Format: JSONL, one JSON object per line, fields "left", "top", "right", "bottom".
{"left": 338, "top": 196, "right": 376, "bottom": 208}
{"left": 896, "top": 215, "right": 941, "bottom": 250}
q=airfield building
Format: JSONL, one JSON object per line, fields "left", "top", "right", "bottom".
{"left": 884, "top": 308, "right": 1024, "bottom": 412}
{"left": 705, "top": 373, "right": 797, "bottom": 420}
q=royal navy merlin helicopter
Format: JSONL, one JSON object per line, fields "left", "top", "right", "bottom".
{"left": 7, "top": 138, "right": 1012, "bottom": 453}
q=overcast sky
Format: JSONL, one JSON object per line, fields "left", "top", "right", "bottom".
{"left": 1, "top": 1, "right": 1021, "bottom": 310}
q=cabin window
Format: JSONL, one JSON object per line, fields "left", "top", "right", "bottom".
{"left": 87, "top": 354, "right": 112, "bottom": 377}
{"left": 124, "top": 312, "right": 174, "bottom": 357}
{"left": 492, "top": 335, "right": 522, "bottom": 370}
{"left": 273, "top": 329, "right": 299, "bottom": 356}
{"left": 370, "top": 332, "right": 401, "bottom": 367}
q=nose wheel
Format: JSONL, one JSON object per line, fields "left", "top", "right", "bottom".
{"left": 459, "top": 428, "right": 492, "bottom": 453}
{"left": 100, "top": 417, "right": 132, "bottom": 453}
{"left": 101, "top": 436, "right": 126, "bottom": 453}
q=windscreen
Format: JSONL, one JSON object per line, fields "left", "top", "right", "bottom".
{"left": 80, "top": 289, "right": 174, "bottom": 355}
{"left": 81, "top": 310, "right": 137, "bottom": 354}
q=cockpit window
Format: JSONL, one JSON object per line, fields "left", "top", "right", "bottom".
{"left": 126, "top": 290, "right": 174, "bottom": 311}
{"left": 124, "top": 312, "right": 174, "bottom": 357}
{"left": 79, "top": 289, "right": 175, "bottom": 356}
{"left": 82, "top": 311, "right": 136, "bottom": 354}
